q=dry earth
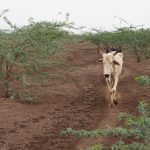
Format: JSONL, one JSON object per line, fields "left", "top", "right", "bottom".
{"left": 0, "top": 42, "right": 150, "bottom": 150}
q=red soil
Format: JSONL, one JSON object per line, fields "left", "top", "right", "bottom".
{"left": 0, "top": 42, "right": 150, "bottom": 150}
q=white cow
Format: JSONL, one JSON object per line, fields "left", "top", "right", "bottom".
{"left": 98, "top": 50, "right": 123, "bottom": 107}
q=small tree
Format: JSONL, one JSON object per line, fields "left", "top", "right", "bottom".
{"left": 80, "top": 18, "right": 150, "bottom": 62}
{"left": 0, "top": 10, "right": 71, "bottom": 98}
{"left": 114, "top": 17, "right": 150, "bottom": 62}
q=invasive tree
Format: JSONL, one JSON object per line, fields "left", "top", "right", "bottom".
{"left": 0, "top": 10, "right": 71, "bottom": 98}
{"left": 79, "top": 20, "right": 150, "bottom": 62}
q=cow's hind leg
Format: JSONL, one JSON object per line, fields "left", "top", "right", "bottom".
{"left": 110, "top": 91, "right": 115, "bottom": 107}
{"left": 111, "top": 74, "right": 119, "bottom": 106}
{"left": 113, "top": 91, "right": 118, "bottom": 105}
{"left": 106, "top": 79, "right": 114, "bottom": 107}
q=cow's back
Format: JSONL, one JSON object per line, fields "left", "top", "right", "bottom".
{"left": 113, "top": 53, "right": 123, "bottom": 75}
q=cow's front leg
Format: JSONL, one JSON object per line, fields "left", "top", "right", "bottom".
{"left": 111, "top": 75, "right": 114, "bottom": 88}
{"left": 105, "top": 77, "right": 114, "bottom": 107}
{"left": 111, "top": 74, "right": 119, "bottom": 105}
{"left": 110, "top": 91, "right": 114, "bottom": 107}
{"left": 111, "top": 74, "right": 118, "bottom": 92}
{"left": 105, "top": 78, "right": 111, "bottom": 92}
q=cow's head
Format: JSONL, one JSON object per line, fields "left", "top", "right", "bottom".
{"left": 97, "top": 44, "right": 121, "bottom": 54}
{"left": 97, "top": 51, "right": 120, "bottom": 78}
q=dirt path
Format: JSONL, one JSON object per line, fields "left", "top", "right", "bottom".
{"left": 0, "top": 43, "right": 150, "bottom": 150}
{"left": 76, "top": 47, "right": 150, "bottom": 150}
{"left": 76, "top": 65, "right": 133, "bottom": 150}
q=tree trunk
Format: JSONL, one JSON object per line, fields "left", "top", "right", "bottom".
{"left": 136, "top": 54, "right": 141, "bottom": 62}
{"left": 134, "top": 48, "right": 141, "bottom": 62}
{"left": 3, "top": 80, "right": 9, "bottom": 98}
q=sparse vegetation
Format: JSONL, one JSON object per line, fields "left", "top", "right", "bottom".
{"left": 61, "top": 100, "right": 150, "bottom": 150}
{"left": 78, "top": 23, "right": 150, "bottom": 62}
{"left": 0, "top": 10, "right": 72, "bottom": 99}
{"left": 135, "top": 75, "right": 150, "bottom": 86}
{"left": 0, "top": 8, "right": 150, "bottom": 150}
{"left": 61, "top": 76, "right": 150, "bottom": 150}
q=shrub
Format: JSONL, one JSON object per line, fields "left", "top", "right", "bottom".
{"left": 135, "top": 75, "right": 150, "bottom": 86}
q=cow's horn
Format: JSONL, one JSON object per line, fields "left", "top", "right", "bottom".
{"left": 113, "top": 48, "right": 118, "bottom": 56}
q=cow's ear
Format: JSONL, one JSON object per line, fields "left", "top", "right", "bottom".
{"left": 97, "top": 58, "right": 103, "bottom": 63}
{"left": 113, "top": 60, "right": 120, "bottom": 65}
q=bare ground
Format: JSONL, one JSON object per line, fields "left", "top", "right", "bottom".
{"left": 0, "top": 42, "right": 150, "bottom": 150}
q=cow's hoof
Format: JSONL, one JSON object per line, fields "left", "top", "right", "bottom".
{"left": 113, "top": 100, "right": 118, "bottom": 105}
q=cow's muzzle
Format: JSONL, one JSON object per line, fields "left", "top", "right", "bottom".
{"left": 104, "top": 74, "right": 109, "bottom": 78}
